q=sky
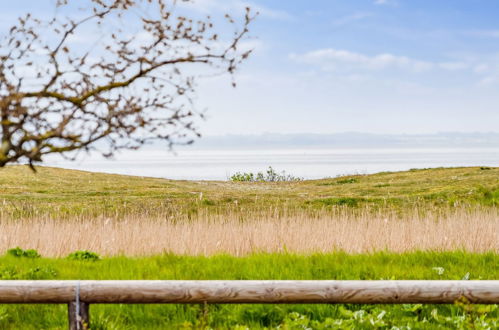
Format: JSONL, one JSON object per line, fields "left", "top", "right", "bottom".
{"left": 192, "top": 0, "right": 499, "bottom": 135}
{"left": 2, "top": 0, "right": 499, "bottom": 137}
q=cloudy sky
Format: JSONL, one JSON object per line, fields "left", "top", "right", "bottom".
{"left": 3, "top": 0, "right": 499, "bottom": 137}
{"left": 192, "top": 0, "right": 499, "bottom": 135}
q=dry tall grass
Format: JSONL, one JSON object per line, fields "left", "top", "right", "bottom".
{"left": 0, "top": 208, "right": 497, "bottom": 257}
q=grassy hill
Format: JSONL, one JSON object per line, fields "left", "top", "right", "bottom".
{"left": 0, "top": 165, "right": 497, "bottom": 219}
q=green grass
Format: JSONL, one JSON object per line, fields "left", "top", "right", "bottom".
{"left": 0, "top": 252, "right": 497, "bottom": 329}
{"left": 0, "top": 165, "right": 498, "bottom": 218}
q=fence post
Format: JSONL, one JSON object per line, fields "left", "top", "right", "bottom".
{"left": 68, "top": 302, "right": 89, "bottom": 330}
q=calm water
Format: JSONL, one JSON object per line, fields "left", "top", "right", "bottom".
{"left": 46, "top": 148, "right": 499, "bottom": 180}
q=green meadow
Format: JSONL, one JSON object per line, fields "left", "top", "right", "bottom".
{"left": 0, "top": 252, "right": 497, "bottom": 329}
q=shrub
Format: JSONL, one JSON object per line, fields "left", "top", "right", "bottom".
{"left": 67, "top": 250, "right": 100, "bottom": 261}
{"left": 230, "top": 172, "right": 255, "bottom": 182}
{"left": 230, "top": 167, "right": 302, "bottom": 182}
{"left": 0, "top": 266, "right": 57, "bottom": 279}
{"left": 6, "top": 247, "right": 40, "bottom": 258}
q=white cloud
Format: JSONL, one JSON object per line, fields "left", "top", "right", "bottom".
{"left": 333, "top": 12, "right": 372, "bottom": 26}
{"left": 473, "top": 64, "right": 490, "bottom": 74}
{"left": 438, "top": 62, "right": 469, "bottom": 71}
{"left": 178, "top": 0, "right": 293, "bottom": 20}
{"left": 443, "top": 52, "right": 499, "bottom": 85}
{"left": 478, "top": 76, "right": 498, "bottom": 85}
{"left": 290, "top": 48, "right": 441, "bottom": 73}
{"left": 290, "top": 48, "right": 473, "bottom": 75}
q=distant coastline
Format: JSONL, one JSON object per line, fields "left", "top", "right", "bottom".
{"left": 184, "top": 132, "right": 499, "bottom": 150}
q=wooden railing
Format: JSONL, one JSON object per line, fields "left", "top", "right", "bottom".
{"left": 0, "top": 280, "right": 498, "bottom": 329}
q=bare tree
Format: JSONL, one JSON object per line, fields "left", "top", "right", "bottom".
{"left": 0, "top": 0, "right": 255, "bottom": 169}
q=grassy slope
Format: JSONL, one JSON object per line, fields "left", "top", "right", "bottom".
{"left": 0, "top": 165, "right": 498, "bottom": 218}
{"left": 0, "top": 252, "right": 497, "bottom": 329}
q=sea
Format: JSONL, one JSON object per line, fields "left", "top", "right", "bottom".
{"left": 45, "top": 147, "right": 499, "bottom": 180}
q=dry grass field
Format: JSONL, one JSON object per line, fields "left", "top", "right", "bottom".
{"left": 1, "top": 208, "right": 497, "bottom": 257}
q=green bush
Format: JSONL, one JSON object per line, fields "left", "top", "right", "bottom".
{"left": 231, "top": 167, "right": 302, "bottom": 182}
{"left": 6, "top": 247, "right": 40, "bottom": 258}
{"left": 67, "top": 250, "right": 100, "bottom": 261}
{"left": 230, "top": 172, "right": 255, "bottom": 182}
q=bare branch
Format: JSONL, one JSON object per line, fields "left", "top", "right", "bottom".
{"left": 0, "top": 0, "right": 256, "bottom": 168}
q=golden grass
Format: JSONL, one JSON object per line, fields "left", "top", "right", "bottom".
{"left": 1, "top": 208, "right": 497, "bottom": 257}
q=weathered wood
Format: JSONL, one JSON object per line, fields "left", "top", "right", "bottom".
{"left": 0, "top": 280, "right": 497, "bottom": 304}
{"left": 68, "top": 302, "right": 89, "bottom": 330}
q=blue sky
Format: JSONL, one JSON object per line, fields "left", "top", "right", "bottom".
{"left": 192, "top": 0, "right": 499, "bottom": 135}
{"left": 2, "top": 0, "right": 499, "bottom": 136}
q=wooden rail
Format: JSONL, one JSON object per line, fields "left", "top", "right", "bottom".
{"left": 0, "top": 280, "right": 498, "bottom": 329}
